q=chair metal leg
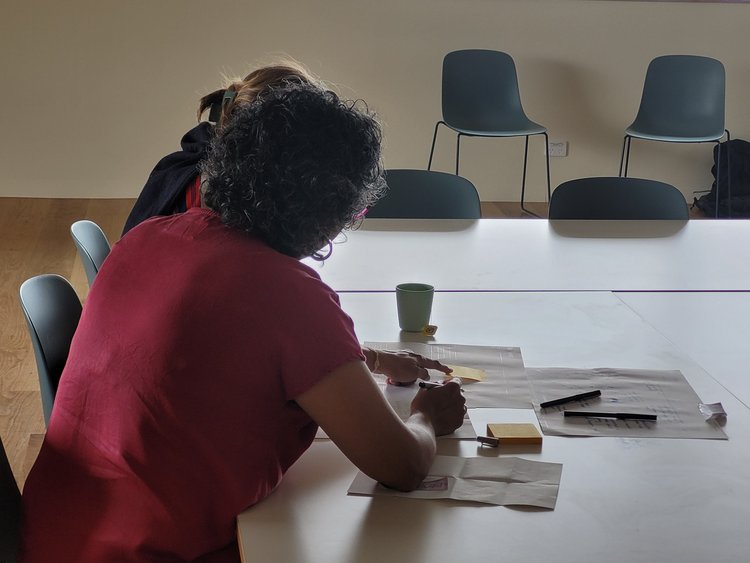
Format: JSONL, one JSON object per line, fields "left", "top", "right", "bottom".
{"left": 520, "top": 135, "right": 539, "bottom": 217}
{"left": 543, "top": 131, "right": 551, "bottom": 204}
{"left": 726, "top": 129, "right": 732, "bottom": 218}
{"left": 455, "top": 133, "right": 462, "bottom": 175}
{"left": 714, "top": 139, "right": 721, "bottom": 219}
{"left": 620, "top": 136, "right": 633, "bottom": 178}
{"left": 618, "top": 136, "right": 629, "bottom": 177}
{"left": 427, "top": 121, "right": 444, "bottom": 171}
{"left": 625, "top": 137, "right": 633, "bottom": 177}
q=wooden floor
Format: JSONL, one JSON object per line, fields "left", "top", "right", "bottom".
{"left": 0, "top": 198, "right": 134, "bottom": 488}
{"left": 0, "top": 196, "right": 703, "bottom": 489}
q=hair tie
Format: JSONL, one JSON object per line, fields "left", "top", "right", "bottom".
{"left": 222, "top": 89, "right": 237, "bottom": 104}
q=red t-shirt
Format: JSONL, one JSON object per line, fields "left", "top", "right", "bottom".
{"left": 184, "top": 175, "right": 202, "bottom": 210}
{"left": 21, "top": 208, "right": 364, "bottom": 562}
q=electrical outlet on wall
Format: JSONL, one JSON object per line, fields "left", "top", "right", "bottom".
{"left": 546, "top": 140, "right": 568, "bottom": 157}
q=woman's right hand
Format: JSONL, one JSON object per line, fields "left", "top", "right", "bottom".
{"left": 410, "top": 380, "right": 466, "bottom": 436}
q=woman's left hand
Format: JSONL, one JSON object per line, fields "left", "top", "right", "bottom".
{"left": 370, "top": 349, "right": 452, "bottom": 386}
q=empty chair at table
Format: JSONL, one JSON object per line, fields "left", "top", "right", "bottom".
{"left": 619, "top": 55, "right": 730, "bottom": 217}
{"left": 366, "top": 169, "right": 481, "bottom": 219}
{"left": 427, "top": 49, "right": 550, "bottom": 216}
{"left": 548, "top": 177, "right": 689, "bottom": 220}
{"left": 70, "top": 220, "right": 111, "bottom": 287}
{"left": 18, "top": 274, "right": 83, "bottom": 426}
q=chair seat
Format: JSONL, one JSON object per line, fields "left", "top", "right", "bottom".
{"left": 626, "top": 125, "right": 725, "bottom": 144}
{"left": 444, "top": 120, "right": 546, "bottom": 138}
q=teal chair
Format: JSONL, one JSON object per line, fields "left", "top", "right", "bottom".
{"left": 19, "top": 274, "right": 82, "bottom": 426}
{"left": 619, "top": 55, "right": 730, "bottom": 217}
{"left": 428, "top": 49, "right": 550, "bottom": 216}
{"left": 548, "top": 177, "right": 689, "bottom": 220}
{"left": 71, "top": 220, "right": 111, "bottom": 288}
{"left": 366, "top": 169, "right": 481, "bottom": 219}
{"left": 0, "top": 435, "right": 21, "bottom": 562}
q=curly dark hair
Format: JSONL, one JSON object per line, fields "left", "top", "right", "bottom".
{"left": 200, "top": 82, "right": 386, "bottom": 259}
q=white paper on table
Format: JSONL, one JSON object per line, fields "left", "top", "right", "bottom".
{"left": 527, "top": 367, "right": 728, "bottom": 440}
{"left": 348, "top": 455, "right": 562, "bottom": 509}
{"left": 366, "top": 342, "right": 530, "bottom": 408}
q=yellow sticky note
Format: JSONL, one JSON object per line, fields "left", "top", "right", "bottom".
{"left": 445, "top": 364, "right": 486, "bottom": 381}
{"left": 486, "top": 423, "right": 543, "bottom": 445}
{"left": 422, "top": 325, "right": 438, "bottom": 336}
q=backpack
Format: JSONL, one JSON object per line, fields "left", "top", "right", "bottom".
{"left": 694, "top": 139, "right": 750, "bottom": 218}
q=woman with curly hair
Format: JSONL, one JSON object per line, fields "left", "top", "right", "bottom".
{"left": 124, "top": 61, "right": 438, "bottom": 384}
{"left": 20, "top": 77, "right": 466, "bottom": 562}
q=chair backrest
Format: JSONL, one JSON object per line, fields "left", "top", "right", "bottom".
{"left": 548, "top": 177, "right": 689, "bottom": 220}
{"left": 441, "top": 49, "right": 531, "bottom": 132}
{"left": 0, "top": 435, "right": 21, "bottom": 562}
{"left": 630, "top": 55, "right": 726, "bottom": 140}
{"left": 366, "top": 169, "right": 482, "bottom": 219}
{"left": 70, "top": 220, "right": 111, "bottom": 287}
{"left": 19, "top": 274, "right": 83, "bottom": 426}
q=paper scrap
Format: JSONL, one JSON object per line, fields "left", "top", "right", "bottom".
{"left": 446, "top": 364, "right": 487, "bottom": 382}
{"left": 348, "top": 455, "right": 562, "bottom": 509}
{"left": 699, "top": 402, "right": 727, "bottom": 424}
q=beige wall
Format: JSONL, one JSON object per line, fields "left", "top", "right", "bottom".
{"left": 1, "top": 0, "right": 748, "bottom": 201}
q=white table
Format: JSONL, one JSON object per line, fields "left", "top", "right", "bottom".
{"left": 237, "top": 292, "right": 749, "bottom": 563}
{"left": 617, "top": 291, "right": 750, "bottom": 409}
{"left": 303, "top": 219, "right": 750, "bottom": 291}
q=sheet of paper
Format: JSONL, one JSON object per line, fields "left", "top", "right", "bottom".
{"left": 348, "top": 455, "right": 562, "bottom": 509}
{"left": 527, "top": 367, "right": 728, "bottom": 440}
{"left": 366, "top": 342, "right": 530, "bottom": 408}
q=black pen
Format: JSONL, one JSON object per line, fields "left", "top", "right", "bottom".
{"left": 419, "top": 379, "right": 463, "bottom": 391}
{"left": 540, "top": 390, "right": 601, "bottom": 409}
{"left": 564, "top": 411, "right": 657, "bottom": 421}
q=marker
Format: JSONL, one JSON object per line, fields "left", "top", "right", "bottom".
{"left": 540, "top": 390, "right": 601, "bottom": 409}
{"left": 563, "top": 411, "right": 657, "bottom": 421}
{"left": 419, "top": 379, "right": 463, "bottom": 391}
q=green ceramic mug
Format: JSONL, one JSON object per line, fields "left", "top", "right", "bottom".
{"left": 396, "top": 283, "right": 434, "bottom": 332}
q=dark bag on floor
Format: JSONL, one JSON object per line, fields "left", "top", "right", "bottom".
{"left": 694, "top": 139, "right": 750, "bottom": 217}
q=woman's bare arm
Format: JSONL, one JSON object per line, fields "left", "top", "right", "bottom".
{"left": 296, "top": 360, "right": 464, "bottom": 491}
